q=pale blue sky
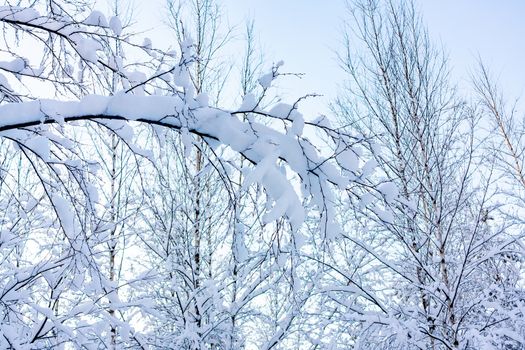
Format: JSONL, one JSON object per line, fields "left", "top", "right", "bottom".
{"left": 132, "top": 0, "right": 525, "bottom": 116}
{"left": 422, "top": 1, "right": 525, "bottom": 95}
{"left": 220, "top": 0, "right": 525, "bottom": 116}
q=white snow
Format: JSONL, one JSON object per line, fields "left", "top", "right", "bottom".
{"left": 289, "top": 111, "right": 304, "bottom": 136}
{"left": 361, "top": 158, "right": 377, "bottom": 178}
{"left": 74, "top": 37, "right": 103, "bottom": 64}
{"left": 0, "top": 6, "right": 40, "bottom": 23}
{"left": 269, "top": 103, "right": 293, "bottom": 118}
{"left": 84, "top": 10, "right": 108, "bottom": 27}
{"left": 242, "top": 150, "right": 280, "bottom": 191}
{"left": 0, "top": 58, "right": 26, "bottom": 73}
{"left": 195, "top": 93, "right": 209, "bottom": 107}
{"left": 51, "top": 194, "right": 75, "bottom": 237}
{"left": 142, "top": 37, "right": 152, "bottom": 50}
{"left": 258, "top": 72, "right": 274, "bottom": 89}
{"left": 239, "top": 93, "right": 258, "bottom": 111}
{"left": 109, "top": 16, "right": 122, "bottom": 36}
{"left": 25, "top": 135, "right": 50, "bottom": 161}
{"left": 378, "top": 181, "right": 398, "bottom": 204}
{"left": 337, "top": 149, "right": 359, "bottom": 173}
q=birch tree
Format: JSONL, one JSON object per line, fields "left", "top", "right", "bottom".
{"left": 330, "top": 0, "right": 525, "bottom": 348}
{"left": 0, "top": 0, "right": 381, "bottom": 348}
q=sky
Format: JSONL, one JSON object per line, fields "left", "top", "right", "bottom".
{"left": 422, "top": 1, "right": 525, "bottom": 97}
{"left": 131, "top": 0, "right": 525, "bottom": 117}
{"left": 219, "top": 0, "right": 525, "bottom": 116}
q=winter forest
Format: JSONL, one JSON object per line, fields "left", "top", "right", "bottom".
{"left": 0, "top": 0, "right": 524, "bottom": 348}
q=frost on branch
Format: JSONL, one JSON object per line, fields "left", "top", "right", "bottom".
{"left": 0, "top": 3, "right": 392, "bottom": 347}
{"left": 0, "top": 78, "right": 379, "bottom": 237}
{"left": 0, "top": 4, "right": 383, "bottom": 237}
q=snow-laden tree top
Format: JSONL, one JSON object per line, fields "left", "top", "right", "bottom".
{"left": 0, "top": 3, "right": 385, "bottom": 239}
